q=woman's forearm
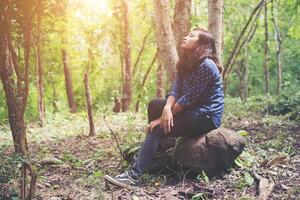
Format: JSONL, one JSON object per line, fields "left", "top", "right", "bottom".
{"left": 164, "top": 95, "right": 176, "bottom": 109}
{"left": 164, "top": 95, "right": 184, "bottom": 116}
{"left": 171, "top": 103, "right": 184, "bottom": 115}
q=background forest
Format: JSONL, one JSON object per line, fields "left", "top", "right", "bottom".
{"left": 0, "top": 0, "right": 299, "bottom": 199}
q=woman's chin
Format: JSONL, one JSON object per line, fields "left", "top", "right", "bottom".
{"left": 180, "top": 44, "right": 187, "bottom": 50}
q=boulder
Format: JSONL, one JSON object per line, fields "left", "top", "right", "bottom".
{"left": 123, "top": 128, "right": 246, "bottom": 176}
{"left": 173, "top": 128, "right": 246, "bottom": 176}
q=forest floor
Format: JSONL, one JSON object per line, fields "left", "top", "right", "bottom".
{"left": 0, "top": 98, "right": 299, "bottom": 200}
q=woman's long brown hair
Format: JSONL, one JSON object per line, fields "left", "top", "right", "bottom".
{"left": 176, "top": 27, "right": 223, "bottom": 79}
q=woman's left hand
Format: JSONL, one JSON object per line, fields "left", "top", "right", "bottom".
{"left": 161, "top": 106, "right": 174, "bottom": 133}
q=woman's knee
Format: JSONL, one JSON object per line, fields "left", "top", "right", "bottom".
{"left": 147, "top": 98, "right": 166, "bottom": 112}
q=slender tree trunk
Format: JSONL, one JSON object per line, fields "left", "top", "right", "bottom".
{"left": 36, "top": 1, "right": 45, "bottom": 126}
{"left": 62, "top": 49, "right": 76, "bottom": 113}
{"left": 236, "top": 50, "right": 249, "bottom": 102}
{"left": 132, "top": 25, "right": 153, "bottom": 77}
{"left": 153, "top": 0, "right": 179, "bottom": 84}
{"left": 173, "top": 0, "right": 192, "bottom": 52}
{"left": 208, "top": 0, "right": 224, "bottom": 67}
{"left": 120, "top": 0, "right": 132, "bottom": 112}
{"left": 135, "top": 51, "right": 158, "bottom": 112}
{"left": 271, "top": 0, "right": 282, "bottom": 95}
{"left": 264, "top": 3, "right": 270, "bottom": 95}
{"left": 84, "top": 73, "right": 95, "bottom": 136}
{"left": 51, "top": 81, "right": 58, "bottom": 113}
{"left": 223, "top": 0, "right": 266, "bottom": 89}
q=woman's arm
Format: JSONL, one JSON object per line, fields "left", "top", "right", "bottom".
{"left": 160, "top": 95, "right": 185, "bottom": 133}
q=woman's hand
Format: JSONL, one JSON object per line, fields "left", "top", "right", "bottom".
{"left": 145, "top": 118, "right": 161, "bottom": 133}
{"left": 161, "top": 106, "right": 174, "bottom": 133}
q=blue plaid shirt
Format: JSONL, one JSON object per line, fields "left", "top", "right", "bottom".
{"left": 166, "top": 58, "right": 224, "bottom": 128}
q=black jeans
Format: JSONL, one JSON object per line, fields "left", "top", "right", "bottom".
{"left": 131, "top": 98, "right": 216, "bottom": 175}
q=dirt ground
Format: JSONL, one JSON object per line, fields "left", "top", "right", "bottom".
{"left": 0, "top": 112, "right": 299, "bottom": 200}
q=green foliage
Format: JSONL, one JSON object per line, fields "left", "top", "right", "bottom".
{"left": 61, "top": 151, "right": 83, "bottom": 167}
{"left": 0, "top": 152, "right": 21, "bottom": 199}
{"left": 267, "top": 90, "right": 300, "bottom": 120}
{"left": 192, "top": 193, "right": 205, "bottom": 200}
{"left": 197, "top": 170, "right": 209, "bottom": 184}
{"left": 235, "top": 150, "right": 256, "bottom": 169}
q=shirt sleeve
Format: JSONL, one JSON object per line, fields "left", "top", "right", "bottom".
{"left": 165, "top": 76, "right": 180, "bottom": 100}
{"left": 176, "top": 63, "right": 214, "bottom": 108}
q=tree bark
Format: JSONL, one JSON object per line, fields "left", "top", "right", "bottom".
{"left": 236, "top": 51, "right": 249, "bottom": 102}
{"left": 271, "top": 0, "right": 282, "bottom": 95}
{"left": 84, "top": 73, "right": 96, "bottom": 137}
{"left": 173, "top": 0, "right": 192, "bottom": 52}
{"left": 120, "top": 0, "right": 132, "bottom": 112}
{"left": 208, "top": 0, "right": 224, "bottom": 67}
{"left": 156, "top": 63, "right": 164, "bottom": 98}
{"left": 153, "top": 0, "right": 179, "bottom": 84}
{"left": 62, "top": 49, "right": 77, "bottom": 113}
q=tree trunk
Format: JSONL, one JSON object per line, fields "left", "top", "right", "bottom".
{"left": 84, "top": 73, "right": 95, "bottom": 137}
{"left": 121, "top": 0, "right": 132, "bottom": 112}
{"left": 263, "top": 4, "right": 270, "bottom": 95}
{"left": 222, "top": 0, "right": 266, "bottom": 90}
{"left": 135, "top": 51, "right": 158, "bottom": 112}
{"left": 51, "top": 80, "right": 58, "bottom": 113}
{"left": 271, "top": 0, "right": 282, "bottom": 95}
{"left": 173, "top": 0, "right": 192, "bottom": 52}
{"left": 0, "top": 1, "right": 36, "bottom": 199}
{"left": 236, "top": 50, "right": 249, "bottom": 102}
{"left": 153, "top": 0, "right": 179, "bottom": 84}
{"left": 132, "top": 25, "right": 153, "bottom": 77}
{"left": 62, "top": 49, "right": 76, "bottom": 113}
{"left": 156, "top": 63, "right": 164, "bottom": 98}
{"left": 208, "top": 0, "right": 224, "bottom": 67}
{"left": 36, "top": 0, "right": 45, "bottom": 126}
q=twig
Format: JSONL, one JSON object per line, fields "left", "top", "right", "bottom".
{"left": 102, "top": 116, "right": 124, "bottom": 158}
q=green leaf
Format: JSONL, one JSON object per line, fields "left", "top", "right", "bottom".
{"left": 192, "top": 193, "right": 204, "bottom": 200}
{"left": 237, "top": 130, "right": 248, "bottom": 137}
{"left": 244, "top": 172, "right": 254, "bottom": 186}
{"left": 202, "top": 170, "right": 209, "bottom": 184}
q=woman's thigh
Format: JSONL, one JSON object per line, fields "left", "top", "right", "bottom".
{"left": 152, "top": 110, "right": 216, "bottom": 138}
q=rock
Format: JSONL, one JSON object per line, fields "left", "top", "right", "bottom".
{"left": 173, "top": 128, "right": 246, "bottom": 176}
{"left": 40, "top": 155, "right": 64, "bottom": 166}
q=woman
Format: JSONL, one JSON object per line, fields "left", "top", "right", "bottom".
{"left": 116, "top": 27, "right": 224, "bottom": 185}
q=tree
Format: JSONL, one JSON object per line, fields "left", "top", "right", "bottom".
{"left": 135, "top": 51, "right": 158, "bottom": 112}
{"left": 0, "top": 1, "right": 37, "bottom": 199}
{"left": 270, "top": 0, "right": 297, "bottom": 95}
{"left": 120, "top": 0, "right": 132, "bottom": 111}
{"left": 153, "top": 0, "right": 179, "bottom": 84}
{"left": 35, "top": 0, "right": 45, "bottom": 126}
{"left": 173, "top": 0, "right": 192, "bottom": 52}
{"left": 208, "top": 0, "right": 224, "bottom": 67}
{"left": 62, "top": 49, "right": 77, "bottom": 113}
{"left": 222, "top": 0, "right": 266, "bottom": 90}
{"left": 264, "top": 2, "right": 270, "bottom": 95}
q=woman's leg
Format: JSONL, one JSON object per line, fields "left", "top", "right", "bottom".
{"left": 132, "top": 100, "right": 216, "bottom": 175}
{"left": 131, "top": 98, "right": 166, "bottom": 175}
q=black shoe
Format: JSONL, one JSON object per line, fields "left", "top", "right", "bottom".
{"left": 115, "top": 170, "right": 140, "bottom": 185}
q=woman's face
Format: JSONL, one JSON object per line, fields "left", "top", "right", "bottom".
{"left": 180, "top": 30, "right": 200, "bottom": 51}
